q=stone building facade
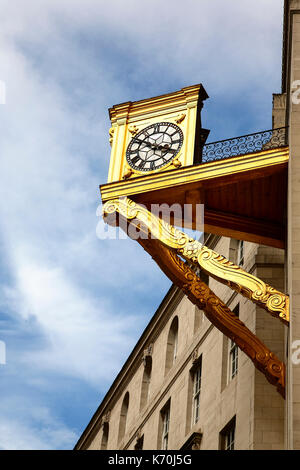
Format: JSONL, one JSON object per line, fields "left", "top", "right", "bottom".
{"left": 75, "top": 236, "right": 285, "bottom": 450}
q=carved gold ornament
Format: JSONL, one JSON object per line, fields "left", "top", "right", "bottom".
{"left": 109, "top": 127, "right": 115, "bottom": 147}
{"left": 103, "top": 197, "right": 288, "bottom": 397}
{"left": 128, "top": 125, "right": 139, "bottom": 136}
{"left": 171, "top": 157, "right": 182, "bottom": 169}
{"left": 140, "top": 239, "right": 285, "bottom": 397}
{"left": 175, "top": 113, "right": 186, "bottom": 124}
{"left": 123, "top": 166, "right": 134, "bottom": 180}
{"left": 103, "top": 197, "right": 288, "bottom": 325}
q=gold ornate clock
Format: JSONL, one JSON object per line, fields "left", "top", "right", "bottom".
{"left": 107, "top": 84, "right": 209, "bottom": 183}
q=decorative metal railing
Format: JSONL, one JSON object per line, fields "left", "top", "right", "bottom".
{"left": 202, "top": 127, "right": 288, "bottom": 163}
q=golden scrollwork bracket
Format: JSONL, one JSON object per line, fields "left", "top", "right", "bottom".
{"left": 102, "top": 197, "right": 288, "bottom": 397}
{"left": 103, "top": 197, "right": 289, "bottom": 325}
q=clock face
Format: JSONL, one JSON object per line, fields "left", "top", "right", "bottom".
{"left": 126, "top": 122, "right": 184, "bottom": 172}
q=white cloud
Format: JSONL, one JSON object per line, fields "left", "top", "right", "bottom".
{"left": 0, "top": 0, "right": 285, "bottom": 449}
{"left": 3, "top": 260, "right": 142, "bottom": 384}
{"left": 0, "top": 404, "right": 76, "bottom": 450}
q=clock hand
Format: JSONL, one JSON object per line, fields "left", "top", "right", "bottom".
{"left": 132, "top": 137, "right": 161, "bottom": 150}
{"left": 143, "top": 144, "right": 173, "bottom": 162}
{"left": 132, "top": 137, "right": 172, "bottom": 152}
{"left": 132, "top": 137, "right": 154, "bottom": 147}
{"left": 145, "top": 141, "right": 170, "bottom": 151}
{"left": 157, "top": 143, "right": 171, "bottom": 151}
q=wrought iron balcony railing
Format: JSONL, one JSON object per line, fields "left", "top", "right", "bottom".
{"left": 201, "top": 127, "right": 288, "bottom": 164}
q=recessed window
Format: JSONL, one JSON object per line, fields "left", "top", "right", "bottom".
{"left": 158, "top": 400, "right": 171, "bottom": 450}
{"left": 165, "top": 317, "right": 179, "bottom": 375}
{"left": 228, "top": 305, "right": 239, "bottom": 382}
{"left": 228, "top": 238, "right": 239, "bottom": 264}
{"left": 162, "top": 405, "right": 170, "bottom": 450}
{"left": 118, "top": 392, "right": 129, "bottom": 444}
{"left": 229, "top": 340, "right": 238, "bottom": 380}
{"left": 185, "top": 355, "right": 203, "bottom": 434}
{"left": 229, "top": 238, "right": 244, "bottom": 266}
{"left": 220, "top": 417, "right": 236, "bottom": 450}
{"left": 140, "top": 356, "right": 152, "bottom": 411}
{"left": 225, "top": 425, "right": 235, "bottom": 450}
{"left": 193, "top": 307, "right": 204, "bottom": 333}
{"left": 192, "top": 358, "right": 202, "bottom": 425}
{"left": 134, "top": 435, "right": 144, "bottom": 450}
{"left": 173, "top": 330, "right": 178, "bottom": 363}
{"left": 100, "top": 422, "right": 109, "bottom": 450}
{"left": 238, "top": 240, "right": 244, "bottom": 266}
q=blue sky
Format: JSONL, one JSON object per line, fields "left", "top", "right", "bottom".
{"left": 0, "top": 0, "right": 284, "bottom": 449}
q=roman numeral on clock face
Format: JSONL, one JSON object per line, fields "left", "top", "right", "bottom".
{"left": 169, "top": 130, "right": 178, "bottom": 137}
{"left": 131, "top": 155, "right": 140, "bottom": 165}
{"left": 143, "top": 129, "right": 151, "bottom": 138}
{"left": 137, "top": 160, "right": 146, "bottom": 169}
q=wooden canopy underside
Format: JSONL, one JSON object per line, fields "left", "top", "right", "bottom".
{"left": 100, "top": 147, "right": 289, "bottom": 249}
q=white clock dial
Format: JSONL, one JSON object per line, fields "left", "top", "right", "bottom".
{"left": 126, "top": 122, "right": 184, "bottom": 172}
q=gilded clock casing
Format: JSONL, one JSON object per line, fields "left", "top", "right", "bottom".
{"left": 107, "top": 84, "right": 209, "bottom": 183}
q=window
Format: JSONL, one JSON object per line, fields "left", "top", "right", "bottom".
{"left": 162, "top": 405, "right": 170, "bottom": 450}
{"left": 165, "top": 316, "right": 179, "bottom": 375}
{"left": 225, "top": 425, "right": 235, "bottom": 450}
{"left": 228, "top": 238, "right": 239, "bottom": 264}
{"left": 173, "top": 329, "right": 178, "bottom": 363}
{"left": 158, "top": 400, "right": 171, "bottom": 450}
{"left": 140, "top": 356, "right": 152, "bottom": 411}
{"left": 228, "top": 305, "right": 239, "bottom": 381}
{"left": 193, "top": 307, "right": 204, "bottom": 333}
{"left": 192, "top": 358, "right": 202, "bottom": 425}
{"left": 185, "top": 355, "right": 202, "bottom": 434}
{"left": 221, "top": 305, "right": 239, "bottom": 390}
{"left": 238, "top": 240, "right": 244, "bottom": 266}
{"left": 229, "top": 340, "right": 238, "bottom": 379}
{"left": 220, "top": 417, "right": 236, "bottom": 450}
{"left": 229, "top": 238, "right": 244, "bottom": 266}
{"left": 101, "top": 422, "right": 109, "bottom": 450}
{"left": 118, "top": 392, "right": 129, "bottom": 444}
{"left": 134, "top": 435, "right": 144, "bottom": 450}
